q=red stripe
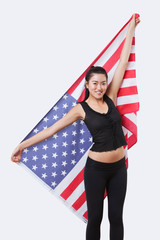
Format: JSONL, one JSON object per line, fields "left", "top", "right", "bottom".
{"left": 60, "top": 168, "right": 84, "bottom": 200}
{"left": 121, "top": 115, "right": 137, "bottom": 137}
{"left": 78, "top": 88, "right": 86, "bottom": 102}
{"left": 129, "top": 53, "right": 135, "bottom": 61}
{"left": 83, "top": 211, "right": 88, "bottom": 221}
{"left": 72, "top": 191, "right": 86, "bottom": 210}
{"left": 117, "top": 86, "right": 138, "bottom": 96}
{"left": 132, "top": 36, "right": 135, "bottom": 45}
{"left": 117, "top": 102, "right": 139, "bottom": 115}
{"left": 127, "top": 133, "right": 137, "bottom": 149}
{"left": 123, "top": 69, "right": 136, "bottom": 79}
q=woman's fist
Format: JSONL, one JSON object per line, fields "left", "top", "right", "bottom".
{"left": 11, "top": 144, "right": 23, "bottom": 162}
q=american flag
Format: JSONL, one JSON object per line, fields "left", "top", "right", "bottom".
{"left": 17, "top": 14, "right": 140, "bottom": 223}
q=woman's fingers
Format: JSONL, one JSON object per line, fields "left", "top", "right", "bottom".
{"left": 11, "top": 145, "right": 22, "bottom": 162}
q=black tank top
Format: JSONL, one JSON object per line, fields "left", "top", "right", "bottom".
{"left": 79, "top": 95, "right": 127, "bottom": 152}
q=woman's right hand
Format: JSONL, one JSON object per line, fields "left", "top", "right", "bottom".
{"left": 11, "top": 144, "right": 23, "bottom": 162}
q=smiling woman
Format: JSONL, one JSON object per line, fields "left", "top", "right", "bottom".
{"left": 10, "top": 13, "right": 140, "bottom": 240}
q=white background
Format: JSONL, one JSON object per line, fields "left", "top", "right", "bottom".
{"left": 1, "top": 0, "right": 160, "bottom": 239}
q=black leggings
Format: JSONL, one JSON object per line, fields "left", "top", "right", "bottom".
{"left": 84, "top": 156, "right": 127, "bottom": 240}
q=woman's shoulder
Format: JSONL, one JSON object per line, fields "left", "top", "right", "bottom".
{"left": 74, "top": 101, "right": 86, "bottom": 120}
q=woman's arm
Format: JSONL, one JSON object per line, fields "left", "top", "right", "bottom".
{"left": 19, "top": 103, "right": 82, "bottom": 150}
{"left": 106, "top": 14, "right": 140, "bottom": 105}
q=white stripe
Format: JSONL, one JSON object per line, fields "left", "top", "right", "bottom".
{"left": 125, "top": 112, "right": 137, "bottom": 125}
{"left": 121, "top": 78, "right": 137, "bottom": 88}
{"left": 126, "top": 129, "right": 133, "bottom": 138}
{"left": 130, "top": 44, "right": 135, "bottom": 53}
{"left": 117, "top": 94, "right": 139, "bottom": 105}
{"left": 126, "top": 61, "right": 136, "bottom": 70}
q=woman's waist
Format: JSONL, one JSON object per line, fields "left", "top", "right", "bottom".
{"left": 88, "top": 146, "right": 125, "bottom": 163}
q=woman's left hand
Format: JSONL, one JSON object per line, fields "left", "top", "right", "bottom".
{"left": 130, "top": 13, "right": 141, "bottom": 29}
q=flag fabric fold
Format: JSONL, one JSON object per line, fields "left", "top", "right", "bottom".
{"left": 17, "top": 14, "right": 140, "bottom": 223}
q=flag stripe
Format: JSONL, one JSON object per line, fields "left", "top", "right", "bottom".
{"left": 118, "top": 86, "right": 138, "bottom": 96}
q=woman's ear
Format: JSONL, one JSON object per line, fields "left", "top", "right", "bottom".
{"left": 85, "top": 81, "right": 88, "bottom": 88}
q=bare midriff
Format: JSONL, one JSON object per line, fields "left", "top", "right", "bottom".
{"left": 88, "top": 146, "right": 125, "bottom": 163}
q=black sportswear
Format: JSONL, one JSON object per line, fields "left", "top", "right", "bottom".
{"left": 79, "top": 95, "right": 127, "bottom": 152}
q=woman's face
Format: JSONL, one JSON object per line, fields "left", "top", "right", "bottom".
{"left": 85, "top": 73, "right": 108, "bottom": 99}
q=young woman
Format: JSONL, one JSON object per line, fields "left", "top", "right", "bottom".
{"left": 11, "top": 14, "right": 140, "bottom": 240}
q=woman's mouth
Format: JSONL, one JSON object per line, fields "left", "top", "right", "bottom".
{"left": 96, "top": 91, "right": 102, "bottom": 95}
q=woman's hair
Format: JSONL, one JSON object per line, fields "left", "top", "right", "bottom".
{"left": 83, "top": 66, "right": 108, "bottom": 101}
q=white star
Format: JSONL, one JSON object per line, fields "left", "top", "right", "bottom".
{"left": 71, "top": 159, "right": 76, "bottom": 165}
{"left": 80, "top": 138, "right": 85, "bottom": 144}
{"left": 62, "top": 151, "right": 68, "bottom": 157}
{"left": 63, "top": 94, "right": 68, "bottom": 99}
{"left": 52, "top": 143, "right": 58, "bottom": 149}
{"left": 32, "top": 155, "right": 38, "bottom": 161}
{"left": 32, "top": 165, "right": 38, "bottom": 171}
{"left": 63, "top": 103, "right": 68, "bottom": 109}
{"left": 51, "top": 181, "right": 57, "bottom": 187}
{"left": 53, "top": 115, "right": 59, "bottom": 120}
{"left": 43, "top": 126, "right": 48, "bottom": 130}
{"left": 52, "top": 152, "right": 58, "bottom": 158}
{"left": 42, "top": 144, "right": 48, "bottom": 150}
{"left": 42, "top": 173, "right": 47, "bottom": 179}
{"left": 61, "top": 170, "right": 67, "bottom": 176}
{"left": 43, "top": 117, "right": 49, "bottom": 122}
{"left": 72, "top": 122, "right": 77, "bottom": 127}
{"left": 63, "top": 113, "right": 67, "bottom": 116}
{"left": 23, "top": 157, "right": 28, "bottom": 163}
{"left": 52, "top": 162, "right": 58, "bottom": 168}
{"left": 51, "top": 172, "right": 57, "bottom": 177}
{"left": 33, "top": 128, "right": 39, "bottom": 134}
{"left": 62, "top": 161, "right": 67, "bottom": 167}
{"left": 80, "top": 120, "right": 84, "bottom": 125}
{"left": 23, "top": 148, "right": 29, "bottom": 154}
{"left": 89, "top": 137, "right": 93, "bottom": 142}
{"left": 33, "top": 146, "right": 39, "bottom": 152}
{"left": 53, "top": 105, "right": 59, "bottom": 111}
{"left": 72, "top": 101, "right": 77, "bottom": 106}
{"left": 53, "top": 133, "right": 58, "bottom": 139}
{"left": 80, "top": 129, "right": 85, "bottom": 135}
{"left": 72, "top": 130, "right": 77, "bottom": 136}
{"left": 80, "top": 148, "right": 85, "bottom": 153}
{"left": 42, "top": 154, "right": 48, "bottom": 160}
{"left": 72, "top": 140, "right": 76, "bottom": 146}
{"left": 42, "top": 163, "right": 48, "bottom": 169}
{"left": 71, "top": 149, "right": 76, "bottom": 155}
{"left": 62, "top": 141, "right": 68, "bottom": 147}
{"left": 62, "top": 131, "right": 68, "bottom": 138}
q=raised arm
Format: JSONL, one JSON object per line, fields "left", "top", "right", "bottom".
{"left": 106, "top": 13, "right": 140, "bottom": 105}
{"left": 11, "top": 103, "right": 83, "bottom": 162}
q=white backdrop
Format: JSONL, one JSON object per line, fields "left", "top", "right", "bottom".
{"left": 1, "top": 0, "right": 160, "bottom": 239}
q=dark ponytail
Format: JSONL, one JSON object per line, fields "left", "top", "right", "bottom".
{"left": 83, "top": 66, "right": 108, "bottom": 101}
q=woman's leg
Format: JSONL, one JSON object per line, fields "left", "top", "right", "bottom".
{"left": 84, "top": 157, "right": 107, "bottom": 240}
{"left": 106, "top": 163, "right": 127, "bottom": 240}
